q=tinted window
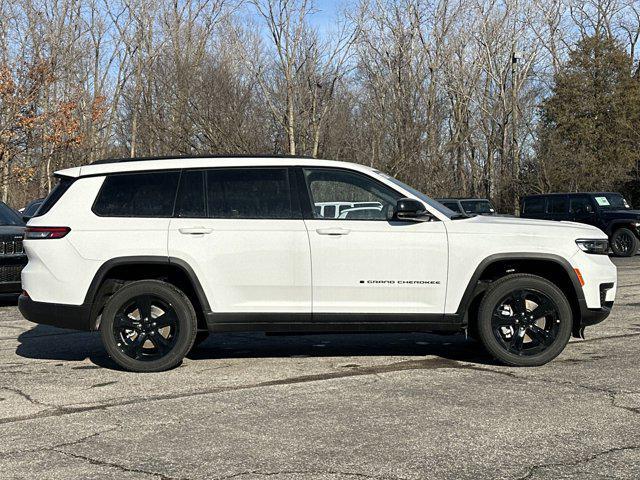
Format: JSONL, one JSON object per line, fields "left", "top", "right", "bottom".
{"left": 94, "top": 171, "right": 179, "bottom": 217}
{"left": 323, "top": 205, "right": 337, "bottom": 218}
{"left": 175, "top": 170, "right": 206, "bottom": 218}
{"left": 34, "top": 177, "right": 75, "bottom": 217}
{"left": 570, "top": 196, "right": 594, "bottom": 214}
{"left": 303, "top": 168, "right": 401, "bottom": 220}
{"left": 591, "top": 193, "right": 631, "bottom": 209}
{"left": 523, "top": 197, "right": 545, "bottom": 214}
{"left": 24, "top": 200, "right": 43, "bottom": 217}
{"left": 461, "top": 200, "right": 495, "bottom": 214}
{"left": 206, "top": 168, "right": 293, "bottom": 219}
{"left": 440, "top": 201, "right": 461, "bottom": 212}
{"left": 0, "top": 202, "right": 23, "bottom": 226}
{"left": 547, "top": 196, "right": 568, "bottom": 214}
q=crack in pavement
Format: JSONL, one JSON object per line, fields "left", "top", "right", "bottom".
{"left": 2, "top": 425, "right": 120, "bottom": 457}
{"left": 514, "top": 444, "right": 640, "bottom": 480}
{"left": 52, "top": 448, "right": 191, "bottom": 480}
{"left": 0, "top": 357, "right": 515, "bottom": 425}
{"left": 213, "top": 469, "right": 409, "bottom": 480}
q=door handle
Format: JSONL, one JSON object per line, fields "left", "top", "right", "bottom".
{"left": 316, "top": 227, "right": 350, "bottom": 236}
{"left": 178, "top": 227, "right": 213, "bottom": 235}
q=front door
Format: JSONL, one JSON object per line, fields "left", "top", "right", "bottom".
{"left": 299, "top": 167, "right": 448, "bottom": 316}
{"left": 168, "top": 167, "right": 311, "bottom": 315}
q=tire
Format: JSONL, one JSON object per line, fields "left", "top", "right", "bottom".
{"left": 610, "top": 228, "right": 638, "bottom": 257}
{"left": 477, "top": 274, "right": 573, "bottom": 367}
{"left": 100, "top": 280, "right": 197, "bottom": 372}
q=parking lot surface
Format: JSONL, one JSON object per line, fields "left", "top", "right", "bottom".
{"left": 1, "top": 257, "right": 639, "bottom": 480}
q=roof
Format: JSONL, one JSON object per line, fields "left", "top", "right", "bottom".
{"left": 522, "top": 192, "right": 621, "bottom": 198}
{"left": 56, "top": 155, "right": 373, "bottom": 178}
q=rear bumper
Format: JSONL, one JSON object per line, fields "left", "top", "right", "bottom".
{"left": 18, "top": 294, "right": 92, "bottom": 331}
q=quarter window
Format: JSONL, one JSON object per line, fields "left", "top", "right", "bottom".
{"left": 93, "top": 171, "right": 180, "bottom": 217}
{"left": 303, "top": 168, "right": 401, "bottom": 220}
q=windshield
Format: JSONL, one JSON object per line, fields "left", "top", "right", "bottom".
{"left": 374, "top": 171, "right": 461, "bottom": 218}
{"left": 0, "top": 202, "right": 24, "bottom": 226}
{"left": 461, "top": 200, "right": 495, "bottom": 215}
{"left": 591, "top": 193, "right": 632, "bottom": 210}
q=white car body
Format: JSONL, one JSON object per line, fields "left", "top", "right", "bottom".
{"left": 19, "top": 156, "right": 616, "bottom": 342}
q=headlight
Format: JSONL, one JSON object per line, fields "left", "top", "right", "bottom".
{"left": 632, "top": 222, "right": 640, "bottom": 228}
{"left": 576, "top": 239, "right": 609, "bottom": 254}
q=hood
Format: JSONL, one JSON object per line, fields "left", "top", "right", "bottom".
{"left": 599, "top": 209, "right": 640, "bottom": 219}
{"left": 462, "top": 214, "right": 606, "bottom": 237}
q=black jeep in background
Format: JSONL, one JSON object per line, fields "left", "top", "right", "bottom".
{"left": 521, "top": 192, "right": 640, "bottom": 257}
{"left": 0, "top": 201, "right": 26, "bottom": 299}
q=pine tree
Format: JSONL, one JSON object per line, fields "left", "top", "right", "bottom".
{"left": 537, "top": 34, "right": 640, "bottom": 192}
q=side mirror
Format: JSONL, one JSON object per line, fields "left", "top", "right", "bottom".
{"left": 392, "top": 198, "right": 432, "bottom": 222}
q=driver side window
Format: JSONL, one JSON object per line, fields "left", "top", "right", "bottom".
{"left": 303, "top": 168, "right": 401, "bottom": 221}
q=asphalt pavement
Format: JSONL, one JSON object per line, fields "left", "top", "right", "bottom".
{"left": 1, "top": 257, "right": 639, "bottom": 479}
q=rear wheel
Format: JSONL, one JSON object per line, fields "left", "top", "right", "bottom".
{"left": 477, "top": 274, "right": 572, "bottom": 367}
{"left": 610, "top": 228, "right": 638, "bottom": 257}
{"left": 100, "top": 280, "right": 197, "bottom": 372}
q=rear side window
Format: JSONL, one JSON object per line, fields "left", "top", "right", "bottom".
{"left": 523, "top": 197, "right": 545, "bottom": 214}
{"left": 547, "top": 196, "right": 568, "bottom": 214}
{"left": 206, "top": 168, "right": 294, "bottom": 219}
{"left": 34, "top": 177, "right": 75, "bottom": 217}
{"left": 93, "top": 171, "right": 180, "bottom": 217}
{"left": 441, "top": 201, "right": 461, "bottom": 212}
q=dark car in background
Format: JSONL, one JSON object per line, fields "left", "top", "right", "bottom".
{"left": 521, "top": 192, "right": 640, "bottom": 257}
{"left": 0, "top": 202, "right": 26, "bottom": 298}
{"left": 20, "top": 197, "right": 44, "bottom": 221}
{"left": 436, "top": 198, "right": 497, "bottom": 216}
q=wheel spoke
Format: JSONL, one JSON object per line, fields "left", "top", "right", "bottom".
{"left": 122, "top": 334, "right": 146, "bottom": 359}
{"left": 510, "top": 291, "right": 527, "bottom": 315}
{"left": 154, "top": 311, "right": 177, "bottom": 329}
{"left": 510, "top": 329, "right": 525, "bottom": 353}
{"left": 149, "top": 333, "right": 172, "bottom": 355}
{"left": 492, "top": 312, "right": 514, "bottom": 326}
{"left": 115, "top": 314, "right": 138, "bottom": 330}
{"left": 527, "top": 324, "right": 551, "bottom": 345}
{"left": 136, "top": 295, "right": 152, "bottom": 320}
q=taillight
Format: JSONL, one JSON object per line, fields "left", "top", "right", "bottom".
{"left": 24, "top": 227, "right": 71, "bottom": 239}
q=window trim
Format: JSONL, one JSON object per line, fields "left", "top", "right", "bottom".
{"left": 296, "top": 166, "right": 404, "bottom": 222}
{"left": 91, "top": 170, "right": 181, "bottom": 218}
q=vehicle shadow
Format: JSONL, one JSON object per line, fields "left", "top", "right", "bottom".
{"left": 15, "top": 325, "right": 499, "bottom": 370}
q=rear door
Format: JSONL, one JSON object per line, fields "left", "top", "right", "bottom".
{"left": 299, "top": 167, "right": 448, "bottom": 316}
{"left": 546, "top": 195, "right": 570, "bottom": 221}
{"left": 167, "top": 167, "right": 311, "bottom": 316}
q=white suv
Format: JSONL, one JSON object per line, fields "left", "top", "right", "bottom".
{"left": 19, "top": 156, "right": 617, "bottom": 372}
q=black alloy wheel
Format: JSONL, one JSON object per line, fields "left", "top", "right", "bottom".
{"left": 490, "top": 289, "right": 560, "bottom": 357}
{"left": 611, "top": 228, "right": 638, "bottom": 257}
{"left": 100, "top": 280, "right": 198, "bottom": 372}
{"left": 113, "top": 295, "right": 180, "bottom": 361}
{"left": 477, "top": 274, "right": 572, "bottom": 366}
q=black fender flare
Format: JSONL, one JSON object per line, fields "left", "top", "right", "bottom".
{"left": 83, "top": 256, "right": 211, "bottom": 328}
{"left": 606, "top": 220, "right": 639, "bottom": 238}
{"left": 454, "top": 252, "right": 585, "bottom": 319}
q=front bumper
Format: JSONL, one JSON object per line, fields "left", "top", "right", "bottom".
{"left": 18, "top": 294, "right": 92, "bottom": 331}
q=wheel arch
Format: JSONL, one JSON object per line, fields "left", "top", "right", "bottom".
{"left": 457, "top": 253, "right": 584, "bottom": 336}
{"left": 84, "top": 256, "right": 210, "bottom": 330}
{"left": 606, "top": 220, "right": 640, "bottom": 238}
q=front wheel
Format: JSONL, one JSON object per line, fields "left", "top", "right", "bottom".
{"left": 477, "top": 274, "right": 573, "bottom": 367}
{"left": 100, "top": 280, "right": 197, "bottom": 372}
{"left": 610, "top": 228, "right": 638, "bottom": 257}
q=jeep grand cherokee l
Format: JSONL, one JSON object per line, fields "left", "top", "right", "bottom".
{"left": 19, "top": 156, "right": 617, "bottom": 372}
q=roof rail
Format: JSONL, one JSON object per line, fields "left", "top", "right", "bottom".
{"left": 90, "top": 153, "right": 317, "bottom": 165}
